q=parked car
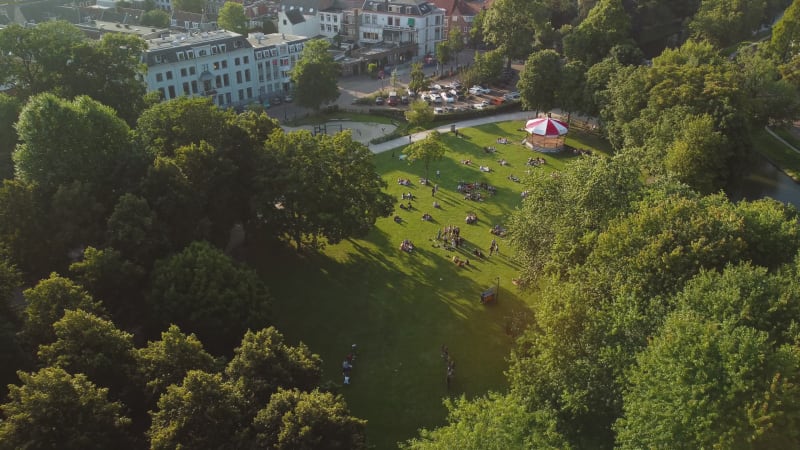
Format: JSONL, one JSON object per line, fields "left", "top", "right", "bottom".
{"left": 271, "top": 96, "right": 282, "bottom": 105}
{"left": 401, "top": 95, "right": 410, "bottom": 105}
{"left": 443, "top": 92, "right": 455, "bottom": 103}
{"left": 469, "top": 86, "right": 490, "bottom": 95}
{"left": 284, "top": 94, "right": 294, "bottom": 103}
{"left": 387, "top": 91, "right": 399, "bottom": 106}
{"left": 406, "top": 88, "right": 416, "bottom": 97}
{"left": 375, "top": 96, "right": 385, "bottom": 105}
{"left": 434, "top": 107, "right": 445, "bottom": 114}
{"left": 503, "top": 91, "right": 520, "bottom": 100}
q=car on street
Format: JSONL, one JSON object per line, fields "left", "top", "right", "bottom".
{"left": 271, "top": 96, "right": 282, "bottom": 105}
{"left": 503, "top": 91, "right": 520, "bottom": 100}
{"left": 387, "top": 91, "right": 399, "bottom": 106}
{"left": 401, "top": 95, "right": 410, "bottom": 105}
{"left": 375, "top": 96, "right": 385, "bottom": 105}
{"left": 284, "top": 94, "right": 293, "bottom": 103}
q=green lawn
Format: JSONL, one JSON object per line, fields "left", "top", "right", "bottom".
{"left": 250, "top": 121, "right": 607, "bottom": 449}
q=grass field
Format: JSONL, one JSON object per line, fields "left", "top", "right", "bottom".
{"left": 250, "top": 121, "right": 608, "bottom": 449}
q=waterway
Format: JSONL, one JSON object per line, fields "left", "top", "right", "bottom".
{"left": 736, "top": 156, "right": 800, "bottom": 208}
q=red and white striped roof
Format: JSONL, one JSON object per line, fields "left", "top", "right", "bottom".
{"left": 525, "top": 118, "right": 569, "bottom": 136}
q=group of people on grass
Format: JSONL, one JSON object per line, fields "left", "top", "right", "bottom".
{"left": 527, "top": 157, "right": 546, "bottom": 167}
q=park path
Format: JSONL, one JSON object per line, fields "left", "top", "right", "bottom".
{"left": 369, "top": 111, "right": 536, "bottom": 154}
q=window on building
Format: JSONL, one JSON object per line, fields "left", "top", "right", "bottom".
{"left": 333, "top": 25, "right": 339, "bottom": 33}
{"left": 182, "top": 82, "right": 190, "bottom": 95}
{"left": 166, "top": 71, "right": 173, "bottom": 80}
{"left": 246, "top": 87, "right": 252, "bottom": 98}
{"left": 321, "top": 24, "right": 325, "bottom": 31}
{"left": 213, "top": 62, "right": 219, "bottom": 70}
{"left": 177, "top": 52, "right": 185, "bottom": 61}
{"left": 191, "top": 80, "right": 198, "bottom": 93}
{"left": 245, "top": 69, "right": 251, "bottom": 82}
{"left": 180, "top": 68, "right": 187, "bottom": 77}
{"left": 238, "top": 89, "right": 245, "bottom": 100}
{"left": 168, "top": 85, "right": 176, "bottom": 98}
{"left": 327, "top": 24, "right": 332, "bottom": 32}
{"left": 334, "top": 15, "right": 337, "bottom": 23}
{"left": 189, "top": 66, "right": 196, "bottom": 75}
{"left": 226, "top": 92, "right": 232, "bottom": 103}
{"left": 237, "top": 71, "right": 243, "bottom": 83}
{"left": 216, "top": 75, "right": 222, "bottom": 88}
{"left": 235, "top": 57, "right": 241, "bottom": 66}
{"left": 222, "top": 60, "right": 228, "bottom": 68}
{"left": 156, "top": 73, "right": 163, "bottom": 82}
{"left": 223, "top": 74, "right": 230, "bottom": 86}
{"left": 243, "top": 56, "right": 249, "bottom": 64}
{"left": 158, "top": 87, "right": 165, "bottom": 98}
{"left": 187, "top": 50, "right": 195, "bottom": 59}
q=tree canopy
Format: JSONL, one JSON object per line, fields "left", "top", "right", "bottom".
{"left": 0, "top": 367, "right": 133, "bottom": 450}
{"left": 218, "top": 2, "right": 248, "bottom": 34}
{"left": 291, "top": 39, "right": 340, "bottom": 110}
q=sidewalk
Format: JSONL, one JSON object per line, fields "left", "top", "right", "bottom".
{"left": 369, "top": 111, "right": 538, "bottom": 154}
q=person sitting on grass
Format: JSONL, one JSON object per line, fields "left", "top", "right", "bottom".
{"left": 422, "top": 213, "right": 433, "bottom": 221}
{"left": 472, "top": 248, "right": 484, "bottom": 258}
{"left": 433, "top": 200, "right": 441, "bottom": 209}
{"left": 394, "top": 215, "right": 403, "bottom": 223}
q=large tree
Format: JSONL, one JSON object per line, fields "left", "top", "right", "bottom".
{"left": 148, "top": 241, "right": 271, "bottom": 352}
{"left": 403, "top": 393, "right": 569, "bottom": 449}
{"left": 218, "top": 2, "right": 248, "bottom": 34}
{"left": 563, "top": 0, "right": 632, "bottom": 66}
{"left": 20, "top": 273, "right": 105, "bottom": 349}
{"left": 402, "top": 131, "right": 446, "bottom": 181}
{"left": 481, "top": 0, "right": 541, "bottom": 64}
{"left": 689, "top": 0, "right": 766, "bottom": 48}
{"left": 258, "top": 130, "right": 393, "bottom": 250}
{"left": 0, "top": 22, "right": 147, "bottom": 124}
{"left": 405, "top": 99, "right": 435, "bottom": 129}
{"left": 136, "top": 324, "right": 218, "bottom": 401}
{"left": 408, "top": 62, "right": 428, "bottom": 94}
{"left": 37, "top": 309, "right": 139, "bottom": 402}
{"left": 148, "top": 370, "right": 245, "bottom": 449}
{"left": 225, "top": 327, "right": 322, "bottom": 413}
{"left": 518, "top": 50, "right": 561, "bottom": 115}
{"left": 616, "top": 310, "right": 800, "bottom": 449}
{"left": 0, "top": 367, "right": 133, "bottom": 450}
{"left": 249, "top": 388, "right": 367, "bottom": 450}
{"left": 13, "top": 93, "right": 141, "bottom": 203}
{"left": 291, "top": 39, "right": 340, "bottom": 110}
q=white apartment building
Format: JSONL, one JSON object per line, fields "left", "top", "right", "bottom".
{"left": 278, "top": 0, "right": 444, "bottom": 59}
{"left": 357, "top": 0, "right": 444, "bottom": 57}
{"left": 142, "top": 29, "right": 308, "bottom": 107}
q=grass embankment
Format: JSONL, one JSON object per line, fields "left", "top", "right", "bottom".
{"left": 250, "top": 121, "right": 609, "bottom": 449}
{"left": 753, "top": 128, "right": 800, "bottom": 182}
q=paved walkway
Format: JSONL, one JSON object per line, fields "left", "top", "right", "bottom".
{"left": 369, "top": 111, "right": 538, "bottom": 154}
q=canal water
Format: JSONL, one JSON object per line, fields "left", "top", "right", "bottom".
{"left": 736, "top": 156, "right": 800, "bottom": 208}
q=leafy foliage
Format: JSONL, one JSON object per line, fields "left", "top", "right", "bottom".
{"left": 0, "top": 367, "right": 133, "bottom": 450}
{"left": 291, "top": 39, "right": 340, "bottom": 110}
{"left": 218, "top": 2, "right": 248, "bottom": 34}
{"left": 148, "top": 241, "right": 271, "bottom": 353}
{"left": 225, "top": 327, "right": 322, "bottom": 411}
{"left": 250, "top": 388, "right": 367, "bottom": 450}
{"left": 21, "top": 273, "right": 105, "bottom": 349}
{"left": 148, "top": 370, "right": 245, "bottom": 449}
{"left": 403, "top": 393, "right": 570, "bottom": 450}
{"left": 402, "top": 131, "right": 447, "bottom": 181}
{"left": 258, "top": 130, "right": 393, "bottom": 250}
{"left": 136, "top": 324, "right": 218, "bottom": 400}
{"left": 405, "top": 99, "right": 434, "bottom": 128}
